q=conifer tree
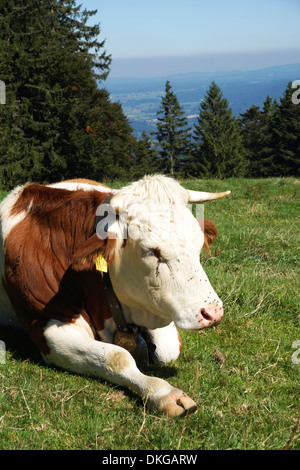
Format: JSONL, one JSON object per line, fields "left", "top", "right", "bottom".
{"left": 272, "top": 82, "right": 300, "bottom": 176}
{"left": 0, "top": 0, "right": 134, "bottom": 188}
{"left": 239, "top": 105, "right": 262, "bottom": 176}
{"left": 130, "top": 131, "right": 160, "bottom": 178}
{"left": 240, "top": 96, "right": 277, "bottom": 177}
{"left": 192, "top": 81, "right": 246, "bottom": 178}
{"left": 153, "top": 81, "right": 190, "bottom": 176}
{"left": 259, "top": 96, "right": 279, "bottom": 175}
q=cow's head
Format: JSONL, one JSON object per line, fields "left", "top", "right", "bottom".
{"left": 72, "top": 175, "right": 230, "bottom": 331}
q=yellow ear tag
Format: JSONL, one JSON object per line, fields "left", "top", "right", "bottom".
{"left": 95, "top": 254, "right": 108, "bottom": 272}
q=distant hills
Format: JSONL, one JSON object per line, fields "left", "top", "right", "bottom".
{"left": 105, "top": 63, "right": 300, "bottom": 138}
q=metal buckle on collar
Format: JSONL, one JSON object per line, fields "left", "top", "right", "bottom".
{"left": 101, "top": 272, "right": 149, "bottom": 369}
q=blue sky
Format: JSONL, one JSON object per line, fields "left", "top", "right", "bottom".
{"left": 81, "top": 0, "right": 300, "bottom": 77}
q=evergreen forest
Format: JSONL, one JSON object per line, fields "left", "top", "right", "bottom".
{"left": 0, "top": 0, "right": 299, "bottom": 189}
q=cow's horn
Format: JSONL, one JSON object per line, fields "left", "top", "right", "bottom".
{"left": 187, "top": 189, "right": 231, "bottom": 203}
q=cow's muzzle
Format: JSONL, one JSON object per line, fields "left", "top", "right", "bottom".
{"left": 198, "top": 304, "right": 224, "bottom": 328}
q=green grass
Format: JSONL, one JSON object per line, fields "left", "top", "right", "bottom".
{"left": 0, "top": 177, "right": 299, "bottom": 450}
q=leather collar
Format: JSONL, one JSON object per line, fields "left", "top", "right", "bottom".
{"left": 102, "top": 271, "right": 132, "bottom": 332}
{"left": 94, "top": 195, "right": 133, "bottom": 333}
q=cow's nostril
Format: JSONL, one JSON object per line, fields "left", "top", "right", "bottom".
{"left": 200, "top": 308, "right": 212, "bottom": 321}
{"left": 199, "top": 305, "right": 224, "bottom": 327}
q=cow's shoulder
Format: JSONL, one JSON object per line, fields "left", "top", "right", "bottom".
{"left": 1, "top": 182, "right": 114, "bottom": 351}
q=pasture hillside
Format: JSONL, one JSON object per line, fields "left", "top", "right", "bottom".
{"left": 0, "top": 177, "right": 299, "bottom": 450}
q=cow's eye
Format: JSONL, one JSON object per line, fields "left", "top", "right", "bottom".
{"left": 149, "top": 248, "right": 161, "bottom": 259}
{"left": 142, "top": 247, "right": 162, "bottom": 260}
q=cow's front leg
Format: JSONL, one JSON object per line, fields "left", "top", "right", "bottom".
{"left": 42, "top": 320, "right": 197, "bottom": 417}
{"left": 142, "top": 322, "right": 183, "bottom": 364}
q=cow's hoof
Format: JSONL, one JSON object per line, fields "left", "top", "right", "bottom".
{"left": 161, "top": 390, "right": 197, "bottom": 418}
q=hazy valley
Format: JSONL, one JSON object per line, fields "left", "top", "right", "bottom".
{"left": 105, "top": 63, "right": 300, "bottom": 137}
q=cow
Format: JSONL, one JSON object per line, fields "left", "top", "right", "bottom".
{"left": 0, "top": 175, "right": 230, "bottom": 417}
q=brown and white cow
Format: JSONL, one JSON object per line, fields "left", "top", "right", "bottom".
{"left": 0, "top": 175, "right": 230, "bottom": 417}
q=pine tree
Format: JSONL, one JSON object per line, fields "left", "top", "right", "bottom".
{"left": 239, "top": 105, "right": 262, "bottom": 176}
{"left": 130, "top": 131, "right": 160, "bottom": 179}
{"left": 153, "top": 81, "right": 190, "bottom": 176}
{"left": 64, "top": 89, "right": 135, "bottom": 181}
{"left": 192, "top": 81, "right": 246, "bottom": 178}
{"left": 0, "top": 0, "right": 135, "bottom": 188}
{"left": 272, "top": 82, "right": 300, "bottom": 176}
{"left": 259, "top": 96, "right": 279, "bottom": 176}
{"left": 240, "top": 97, "right": 277, "bottom": 177}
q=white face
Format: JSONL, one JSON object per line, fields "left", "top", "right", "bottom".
{"left": 108, "top": 202, "right": 223, "bottom": 331}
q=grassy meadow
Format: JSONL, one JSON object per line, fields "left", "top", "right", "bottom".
{"left": 0, "top": 177, "right": 299, "bottom": 450}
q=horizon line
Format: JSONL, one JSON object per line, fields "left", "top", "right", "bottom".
{"left": 106, "top": 49, "right": 300, "bottom": 79}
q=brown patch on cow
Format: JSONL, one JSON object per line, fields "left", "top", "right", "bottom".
{"left": 197, "top": 219, "right": 218, "bottom": 254}
{"left": 4, "top": 183, "right": 115, "bottom": 355}
{"left": 11, "top": 183, "right": 109, "bottom": 220}
{"left": 177, "top": 331, "right": 183, "bottom": 356}
{"left": 71, "top": 234, "right": 118, "bottom": 271}
{"left": 204, "top": 219, "right": 218, "bottom": 247}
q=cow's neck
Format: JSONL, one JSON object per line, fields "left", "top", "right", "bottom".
{"left": 121, "top": 303, "right": 171, "bottom": 330}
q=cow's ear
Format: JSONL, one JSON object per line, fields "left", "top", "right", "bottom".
{"left": 197, "top": 219, "right": 218, "bottom": 253}
{"left": 72, "top": 234, "right": 117, "bottom": 271}
{"left": 204, "top": 219, "right": 218, "bottom": 246}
